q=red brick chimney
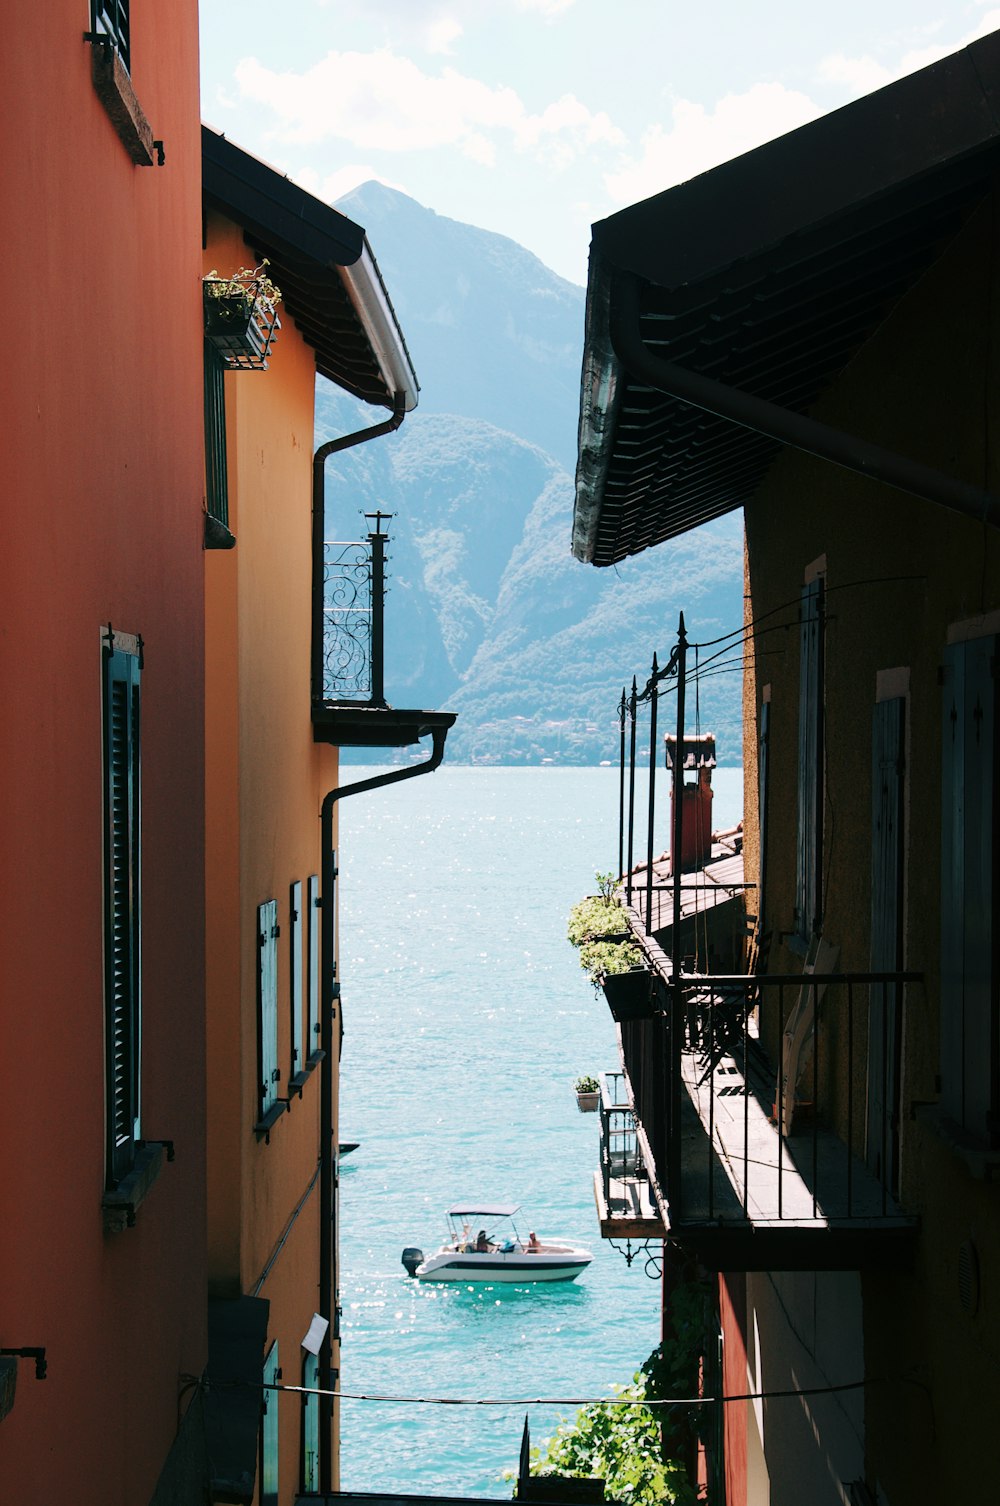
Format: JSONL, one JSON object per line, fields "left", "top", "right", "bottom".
{"left": 664, "top": 734, "right": 716, "bottom": 873}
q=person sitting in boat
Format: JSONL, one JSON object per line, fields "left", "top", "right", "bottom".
{"left": 526, "top": 1231, "right": 541, "bottom": 1252}
{"left": 474, "top": 1229, "right": 491, "bottom": 1252}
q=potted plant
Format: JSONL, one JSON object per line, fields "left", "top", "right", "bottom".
{"left": 574, "top": 1074, "right": 600, "bottom": 1112}
{"left": 203, "top": 260, "right": 282, "bottom": 369}
{"left": 599, "top": 965, "right": 656, "bottom": 1022}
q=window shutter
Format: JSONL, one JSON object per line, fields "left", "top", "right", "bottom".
{"left": 103, "top": 642, "right": 141, "bottom": 1187}
{"left": 258, "top": 900, "right": 279, "bottom": 1118}
{"left": 795, "top": 579, "right": 824, "bottom": 940}
{"left": 290, "top": 881, "right": 303, "bottom": 1075}
{"left": 307, "top": 874, "right": 320, "bottom": 1058}
{"left": 868, "top": 695, "right": 905, "bottom": 1184}
{"left": 261, "top": 1342, "right": 279, "bottom": 1506}
{"left": 941, "top": 637, "right": 998, "bottom": 1142}
{"left": 203, "top": 341, "right": 229, "bottom": 526}
{"left": 302, "top": 1352, "right": 319, "bottom": 1492}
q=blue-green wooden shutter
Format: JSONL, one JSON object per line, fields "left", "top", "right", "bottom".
{"left": 290, "top": 881, "right": 303, "bottom": 1076}
{"left": 258, "top": 900, "right": 279, "bottom": 1118}
{"left": 795, "top": 579, "right": 824, "bottom": 941}
{"left": 869, "top": 696, "right": 905, "bottom": 1183}
{"left": 307, "top": 874, "right": 320, "bottom": 1059}
{"left": 302, "top": 1352, "right": 319, "bottom": 1491}
{"left": 261, "top": 1342, "right": 279, "bottom": 1506}
{"left": 941, "top": 637, "right": 997, "bottom": 1140}
{"left": 103, "top": 642, "right": 141, "bottom": 1186}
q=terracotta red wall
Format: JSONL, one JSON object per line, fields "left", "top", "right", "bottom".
{"left": 0, "top": 6, "right": 206, "bottom": 1501}
{"left": 720, "top": 1273, "right": 748, "bottom": 1506}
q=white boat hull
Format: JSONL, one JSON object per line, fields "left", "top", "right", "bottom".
{"left": 414, "top": 1245, "right": 591, "bottom": 1283}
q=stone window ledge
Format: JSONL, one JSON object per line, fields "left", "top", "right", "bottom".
{"left": 102, "top": 1141, "right": 168, "bottom": 1234}
{"left": 87, "top": 36, "right": 160, "bottom": 167}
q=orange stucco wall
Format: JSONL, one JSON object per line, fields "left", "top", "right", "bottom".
{"left": 1, "top": 6, "right": 206, "bottom": 1503}
{"left": 203, "top": 211, "right": 340, "bottom": 1498}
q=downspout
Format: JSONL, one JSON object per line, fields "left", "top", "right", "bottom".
{"left": 311, "top": 391, "right": 407, "bottom": 709}
{"left": 311, "top": 388, "right": 416, "bottom": 1495}
{"left": 609, "top": 273, "right": 1000, "bottom": 527}
{"left": 318, "top": 730, "right": 449, "bottom": 1491}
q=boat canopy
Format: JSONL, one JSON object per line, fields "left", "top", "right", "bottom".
{"left": 447, "top": 1202, "right": 520, "bottom": 1218}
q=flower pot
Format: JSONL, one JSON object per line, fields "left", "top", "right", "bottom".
{"left": 204, "top": 285, "right": 279, "bottom": 369}
{"left": 576, "top": 1090, "right": 600, "bottom": 1113}
{"left": 601, "top": 968, "right": 655, "bottom": 1022}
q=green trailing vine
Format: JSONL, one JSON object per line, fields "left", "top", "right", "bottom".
{"left": 567, "top": 874, "right": 641, "bottom": 987}
{"left": 520, "top": 1277, "right": 714, "bottom": 1506}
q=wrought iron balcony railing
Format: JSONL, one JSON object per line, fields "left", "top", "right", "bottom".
{"left": 311, "top": 512, "right": 455, "bottom": 749}
{"left": 594, "top": 1071, "right": 664, "bottom": 1239}
{"left": 615, "top": 968, "right": 921, "bottom": 1270}
{"left": 318, "top": 524, "right": 386, "bottom": 707}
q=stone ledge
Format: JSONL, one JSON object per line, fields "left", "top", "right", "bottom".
{"left": 102, "top": 1141, "right": 166, "bottom": 1234}
{"left": 89, "top": 40, "right": 156, "bottom": 166}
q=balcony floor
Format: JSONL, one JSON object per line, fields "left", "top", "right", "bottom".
{"left": 663, "top": 1039, "right": 918, "bottom": 1269}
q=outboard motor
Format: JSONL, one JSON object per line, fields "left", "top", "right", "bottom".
{"left": 401, "top": 1247, "right": 424, "bottom": 1278}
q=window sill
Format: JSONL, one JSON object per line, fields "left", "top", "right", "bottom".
{"left": 289, "top": 1051, "right": 327, "bottom": 1100}
{"left": 916, "top": 1104, "right": 1000, "bottom": 1180}
{"left": 102, "top": 1141, "right": 166, "bottom": 1234}
{"left": 254, "top": 1101, "right": 287, "bottom": 1143}
{"left": 87, "top": 38, "right": 158, "bottom": 167}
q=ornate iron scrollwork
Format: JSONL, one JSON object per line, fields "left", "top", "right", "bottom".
{"left": 322, "top": 540, "right": 373, "bottom": 701}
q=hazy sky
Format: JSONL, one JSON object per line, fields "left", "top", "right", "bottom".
{"left": 200, "top": 1, "right": 1000, "bottom": 285}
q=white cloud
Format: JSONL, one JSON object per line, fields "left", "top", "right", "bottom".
{"left": 425, "top": 16, "right": 463, "bottom": 54}
{"left": 818, "top": 10, "right": 1000, "bottom": 94}
{"left": 515, "top": 0, "right": 577, "bottom": 15}
{"left": 604, "top": 82, "right": 821, "bottom": 205}
{"left": 233, "top": 48, "right": 623, "bottom": 169}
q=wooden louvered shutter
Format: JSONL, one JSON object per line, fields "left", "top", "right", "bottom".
{"left": 258, "top": 899, "right": 280, "bottom": 1118}
{"left": 307, "top": 874, "right": 320, "bottom": 1060}
{"left": 868, "top": 696, "right": 905, "bottom": 1187}
{"left": 261, "top": 1342, "right": 279, "bottom": 1506}
{"left": 794, "top": 579, "right": 824, "bottom": 942}
{"left": 103, "top": 640, "right": 141, "bottom": 1186}
{"left": 290, "top": 881, "right": 303, "bottom": 1077}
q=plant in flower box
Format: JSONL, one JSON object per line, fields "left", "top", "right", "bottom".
{"left": 203, "top": 260, "right": 282, "bottom": 369}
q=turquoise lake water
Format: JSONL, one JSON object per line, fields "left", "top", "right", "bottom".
{"left": 337, "top": 765, "right": 743, "bottom": 1494}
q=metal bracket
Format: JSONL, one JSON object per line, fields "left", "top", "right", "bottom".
{"left": 0, "top": 1348, "right": 47, "bottom": 1380}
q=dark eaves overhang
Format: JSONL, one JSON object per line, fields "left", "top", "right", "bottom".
{"left": 202, "top": 126, "right": 418, "bottom": 411}
{"left": 573, "top": 30, "right": 1000, "bottom": 566}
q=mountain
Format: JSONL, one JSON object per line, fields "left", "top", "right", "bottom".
{"left": 317, "top": 184, "right": 744, "bottom": 765}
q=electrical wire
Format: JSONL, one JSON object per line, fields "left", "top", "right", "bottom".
{"left": 238, "top": 1377, "right": 883, "bottom": 1407}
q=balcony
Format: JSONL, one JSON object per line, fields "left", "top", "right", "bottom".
{"left": 593, "top": 1071, "right": 665, "bottom": 1239}
{"left": 312, "top": 514, "right": 455, "bottom": 749}
{"left": 613, "top": 958, "right": 920, "bottom": 1270}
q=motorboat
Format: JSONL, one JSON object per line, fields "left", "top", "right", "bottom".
{"left": 401, "top": 1202, "right": 592, "bottom": 1283}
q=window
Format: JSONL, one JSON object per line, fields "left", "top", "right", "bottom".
{"left": 256, "top": 899, "right": 282, "bottom": 1132}
{"left": 85, "top": 0, "right": 157, "bottom": 167}
{"left": 203, "top": 342, "right": 232, "bottom": 545}
{"left": 261, "top": 1342, "right": 279, "bottom": 1506}
{"left": 102, "top": 628, "right": 141, "bottom": 1188}
{"left": 290, "top": 880, "right": 304, "bottom": 1085}
{"left": 869, "top": 695, "right": 905, "bottom": 1190}
{"left": 940, "top": 635, "right": 999, "bottom": 1147}
{"left": 794, "top": 577, "right": 824, "bottom": 944}
{"left": 307, "top": 874, "right": 321, "bottom": 1062}
{"left": 90, "top": 0, "right": 130, "bottom": 71}
{"left": 301, "top": 1352, "right": 320, "bottom": 1492}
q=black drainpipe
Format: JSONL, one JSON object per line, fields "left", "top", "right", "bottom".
{"left": 609, "top": 272, "right": 1000, "bottom": 527}
{"left": 311, "top": 387, "right": 415, "bottom": 1494}
{"left": 317, "top": 730, "right": 449, "bottom": 1490}
{"left": 311, "top": 392, "right": 407, "bottom": 710}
